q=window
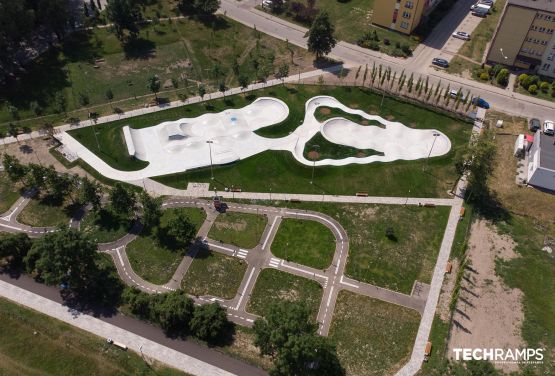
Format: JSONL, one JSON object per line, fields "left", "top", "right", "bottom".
{"left": 402, "top": 11, "right": 411, "bottom": 19}
{"left": 539, "top": 27, "right": 546, "bottom": 32}
{"left": 405, "top": 1, "right": 414, "bottom": 8}
{"left": 541, "top": 40, "right": 548, "bottom": 45}
{"left": 542, "top": 63, "right": 551, "bottom": 70}
{"left": 522, "top": 47, "right": 529, "bottom": 53}
{"left": 400, "top": 21, "right": 409, "bottom": 29}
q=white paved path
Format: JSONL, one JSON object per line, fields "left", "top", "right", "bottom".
{"left": 0, "top": 280, "right": 235, "bottom": 376}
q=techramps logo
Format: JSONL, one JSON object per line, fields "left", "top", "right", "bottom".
{"left": 452, "top": 348, "right": 544, "bottom": 365}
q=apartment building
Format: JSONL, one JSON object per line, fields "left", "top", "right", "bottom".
{"left": 372, "top": 0, "right": 443, "bottom": 35}
{"left": 487, "top": 0, "right": 555, "bottom": 78}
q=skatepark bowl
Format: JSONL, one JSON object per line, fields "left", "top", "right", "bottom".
{"left": 61, "top": 96, "right": 452, "bottom": 181}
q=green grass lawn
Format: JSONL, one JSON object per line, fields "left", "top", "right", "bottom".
{"left": 247, "top": 268, "right": 323, "bottom": 319}
{"left": 302, "top": 132, "right": 384, "bottom": 161}
{"left": 17, "top": 196, "right": 76, "bottom": 227}
{"left": 261, "top": 0, "right": 418, "bottom": 56}
{"left": 232, "top": 200, "right": 451, "bottom": 294}
{"left": 270, "top": 218, "right": 336, "bottom": 269}
{"left": 208, "top": 212, "right": 267, "bottom": 249}
{"left": 0, "top": 174, "right": 21, "bottom": 214}
{"left": 181, "top": 248, "right": 247, "bottom": 299}
{"left": 69, "top": 84, "right": 469, "bottom": 198}
{"left": 496, "top": 216, "right": 555, "bottom": 375}
{"left": 329, "top": 290, "right": 420, "bottom": 376}
{"left": 80, "top": 208, "right": 134, "bottom": 243}
{"left": 126, "top": 207, "right": 206, "bottom": 284}
{"left": 0, "top": 8, "right": 313, "bottom": 130}
{"left": 0, "top": 297, "right": 188, "bottom": 376}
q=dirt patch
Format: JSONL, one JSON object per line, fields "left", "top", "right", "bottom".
{"left": 447, "top": 220, "right": 524, "bottom": 373}
{"left": 307, "top": 150, "right": 320, "bottom": 160}
{"left": 409, "top": 122, "right": 417, "bottom": 128}
{"left": 361, "top": 119, "right": 369, "bottom": 125}
{"left": 356, "top": 151, "right": 366, "bottom": 158}
{"left": 319, "top": 107, "right": 331, "bottom": 115}
{"left": 386, "top": 115, "right": 395, "bottom": 121}
{"left": 277, "top": 288, "right": 300, "bottom": 302}
{"left": 349, "top": 103, "right": 359, "bottom": 109}
{"left": 215, "top": 219, "right": 247, "bottom": 231}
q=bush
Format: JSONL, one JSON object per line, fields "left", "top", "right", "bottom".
{"left": 383, "top": 38, "right": 390, "bottom": 46}
{"left": 518, "top": 73, "right": 529, "bottom": 85}
{"left": 496, "top": 68, "right": 509, "bottom": 86}
{"left": 490, "top": 64, "right": 503, "bottom": 78}
{"left": 528, "top": 84, "right": 538, "bottom": 94}
{"left": 479, "top": 72, "right": 489, "bottom": 81}
{"left": 540, "top": 81, "right": 550, "bottom": 93}
{"left": 401, "top": 44, "right": 412, "bottom": 55}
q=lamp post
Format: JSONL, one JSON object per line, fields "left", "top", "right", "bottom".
{"left": 424, "top": 132, "right": 440, "bottom": 170}
{"left": 310, "top": 144, "right": 319, "bottom": 184}
{"left": 206, "top": 140, "right": 214, "bottom": 180}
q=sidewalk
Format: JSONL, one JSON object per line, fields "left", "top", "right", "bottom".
{"left": 0, "top": 279, "right": 235, "bottom": 376}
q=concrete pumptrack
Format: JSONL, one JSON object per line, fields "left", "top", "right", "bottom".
{"left": 60, "top": 96, "right": 452, "bottom": 181}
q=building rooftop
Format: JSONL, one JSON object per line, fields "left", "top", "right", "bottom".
{"left": 540, "top": 133, "right": 555, "bottom": 170}
{"left": 509, "top": 0, "right": 555, "bottom": 13}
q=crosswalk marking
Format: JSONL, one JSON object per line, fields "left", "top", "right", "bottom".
{"left": 236, "top": 249, "right": 248, "bottom": 259}
{"left": 269, "top": 257, "right": 280, "bottom": 268}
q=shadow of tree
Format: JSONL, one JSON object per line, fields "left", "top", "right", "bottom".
{"left": 123, "top": 37, "right": 156, "bottom": 60}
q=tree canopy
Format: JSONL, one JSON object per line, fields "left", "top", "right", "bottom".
{"left": 0, "top": 233, "right": 31, "bottom": 268}
{"left": 106, "top": 0, "right": 142, "bottom": 41}
{"left": 307, "top": 11, "right": 337, "bottom": 58}
{"left": 139, "top": 191, "right": 162, "bottom": 229}
{"left": 191, "top": 302, "right": 229, "bottom": 342}
{"left": 109, "top": 183, "right": 136, "bottom": 217}
{"left": 167, "top": 212, "right": 197, "bottom": 246}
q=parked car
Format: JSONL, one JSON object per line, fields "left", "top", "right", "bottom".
{"left": 529, "top": 118, "right": 541, "bottom": 132}
{"left": 449, "top": 89, "right": 467, "bottom": 101}
{"left": 432, "top": 58, "right": 449, "bottom": 68}
{"left": 452, "top": 31, "right": 471, "bottom": 41}
{"left": 472, "top": 97, "right": 490, "bottom": 109}
{"left": 544, "top": 120, "right": 555, "bottom": 135}
{"left": 479, "top": 0, "right": 494, "bottom": 5}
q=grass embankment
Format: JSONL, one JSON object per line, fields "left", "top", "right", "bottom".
{"left": 69, "top": 85, "right": 469, "bottom": 198}
{"left": 0, "top": 7, "right": 313, "bottom": 129}
{"left": 0, "top": 297, "right": 188, "bottom": 376}
{"left": 247, "top": 268, "right": 323, "bottom": 320}
{"left": 17, "top": 196, "right": 76, "bottom": 227}
{"left": 208, "top": 212, "right": 267, "bottom": 249}
{"left": 329, "top": 290, "right": 420, "bottom": 376}
{"left": 181, "top": 248, "right": 247, "bottom": 299}
{"left": 0, "top": 174, "right": 21, "bottom": 214}
{"left": 271, "top": 218, "right": 336, "bottom": 269}
{"left": 126, "top": 207, "right": 206, "bottom": 284}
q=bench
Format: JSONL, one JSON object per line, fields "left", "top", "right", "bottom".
{"left": 289, "top": 198, "right": 301, "bottom": 203}
{"left": 459, "top": 207, "right": 466, "bottom": 218}
{"left": 355, "top": 192, "right": 369, "bottom": 197}
{"left": 231, "top": 188, "right": 242, "bottom": 193}
{"left": 445, "top": 261, "right": 453, "bottom": 274}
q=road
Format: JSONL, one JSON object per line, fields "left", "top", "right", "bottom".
{"left": 220, "top": 0, "right": 555, "bottom": 120}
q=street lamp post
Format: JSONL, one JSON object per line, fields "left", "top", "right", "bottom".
{"left": 206, "top": 140, "right": 214, "bottom": 180}
{"left": 424, "top": 133, "right": 440, "bottom": 170}
{"left": 499, "top": 48, "right": 509, "bottom": 61}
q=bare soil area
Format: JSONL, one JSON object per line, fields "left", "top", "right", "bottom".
{"left": 447, "top": 219, "right": 525, "bottom": 373}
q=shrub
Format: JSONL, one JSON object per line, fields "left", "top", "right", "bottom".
{"left": 518, "top": 73, "right": 529, "bottom": 86}
{"left": 540, "top": 81, "right": 550, "bottom": 93}
{"left": 496, "top": 68, "right": 509, "bottom": 86}
{"left": 479, "top": 72, "right": 489, "bottom": 81}
{"left": 383, "top": 38, "right": 390, "bottom": 46}
{"left": 401, "top": 44, "right": 412, "bottom": 55}
{"left": 490, "top": 64, "right": 503, "bottom": 78}
{"left": 368, "top": 41, "right": 380, "bottom": 51}
{"left": 395, "top": 41, "right": 401, "bottom": 48}
{"left": 528, "top": 84, "right": 538, "bottom": 94}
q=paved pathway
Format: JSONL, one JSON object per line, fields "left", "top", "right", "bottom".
{"left": 0, "top": 196, "right": 57, "bottom": 236}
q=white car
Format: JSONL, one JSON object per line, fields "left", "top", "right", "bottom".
{"left": 544, "top": 120, "right": 555, "bottom": 136}
{"left": 452, "top": 31, "right": 471, "bottom": 41}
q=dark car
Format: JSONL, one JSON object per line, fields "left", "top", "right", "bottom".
{"left": 529, "top": 118, "right": 541, "bottom": 132}
{"left": 472, "top": 97, "right": 490, "bottom": 109}
{"left": 432, "top": 58, "right": 449, "bottom": 68}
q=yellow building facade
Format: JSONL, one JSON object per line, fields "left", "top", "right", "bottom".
{"left": 372, "top": 0, "right": 442, "bottom": 35}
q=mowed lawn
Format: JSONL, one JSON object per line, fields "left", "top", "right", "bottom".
{"left": 126, "top": 207, "right": 206, "bottom": 284}
{"left": 17, "top": 196, "right": 76, "bottom": 227}
{"left": 0, "top": 8, "right": 314, "bottom": 128}
{"left": 80, "top": 208, "right": 134, "bottom": 243}
{"left": 181, "top": 248, "right": 247, "bottom": 300}
{"left": 69, "top": 85, "right": 470, "bottom": 198}
{"left": 208, "top": 212, "right": 267, "bottom": 249}
{"left": 330, "top": 291, "right": 420, "bottom": 376}
{"left": 271, "top": 218, "right": 336, "bottom": 269}
{"left": 0, "top": 174, "right": 21, "bottom": 214}
{"left": 0, "top": 298, "right": 188, "bottom": 376}
{"left": 247, "top": 268, "right": 323, "bottom": 320}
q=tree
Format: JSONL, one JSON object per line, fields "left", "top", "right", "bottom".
{"left": 238, "top": 75, "right": 249, "bottom": 94}
{"left": 106, "top": 0, "right": 141, "bottom": 40}
{"left": 30, "top": 101, "right": 43, "bottom": 116}
{"left": 154, "top": 290, "right": 195, "bottom": 334}
{"left": 218, "top": 82, "right": 227, "bottom": 98}
{"left": 147, "top": 75, "right": 161, "bottom": 100}
{"left": 2, "top": 154, "right": 27, "bottom": 184}
{"left": 79, "top": 177, "right": 102, "bottom": 211}
{"left": 44, "top": 166, "right": 72, "bottom": 201}
{"left": 496, "top": 68, "right": 509, "bottom": 86}
{"left": 25, "top": 228, "right": 99, "bottom": 293}
{"left": 191, "top": 303, "right": 229, "bottom": 342}
{"left": 253, "top": 301, "right": 317, "bottom": 357}
{"left": 464, "top": 129, "right": 497, "bottom": 207}
{"left": 38, "top": 0, "right": 71, "bottom": 41}
{"left": 139, "top": 191, "right": 162, "bottom": 229}
{"left": 167, "top": 213, "right": 197, "bottom": 245}
{"left": 41, "top": 123, "right": 54, "bottom": 138}
{"left": 271, "top": 334, "right": 345, "bottom": 376}
{"left": 192, "top": 0, "right": 221, "bottom": 15}
{"left": 0, "top": 233, "right": 31, "bottom": 268}
{"left": 276, "top": 63, "right": 289, "bottom": 83}
{"left": 109, "top": 183, "right": 136, "bottom": 217}
{"left": 105, "top": 88, "right": 114, "bottom": 107}
{"left": 25, "top": 163, "right": 49, "bottom": 192}
{"left": 307, "top": 11, "right": 337, "bottom": 59}
{"left": 198, "top": 84, "right": 206, "bottom": 100}
{"left": 7, "top": 123, "right": 19, "bottom": 143}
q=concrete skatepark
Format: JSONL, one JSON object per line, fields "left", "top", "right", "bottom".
{"left": 60, "top": 96, "right": 451, "bottom": 181}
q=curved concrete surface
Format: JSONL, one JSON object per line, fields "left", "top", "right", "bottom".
{"left": 61, "top": 96, "right": 451, "bottom": 181}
